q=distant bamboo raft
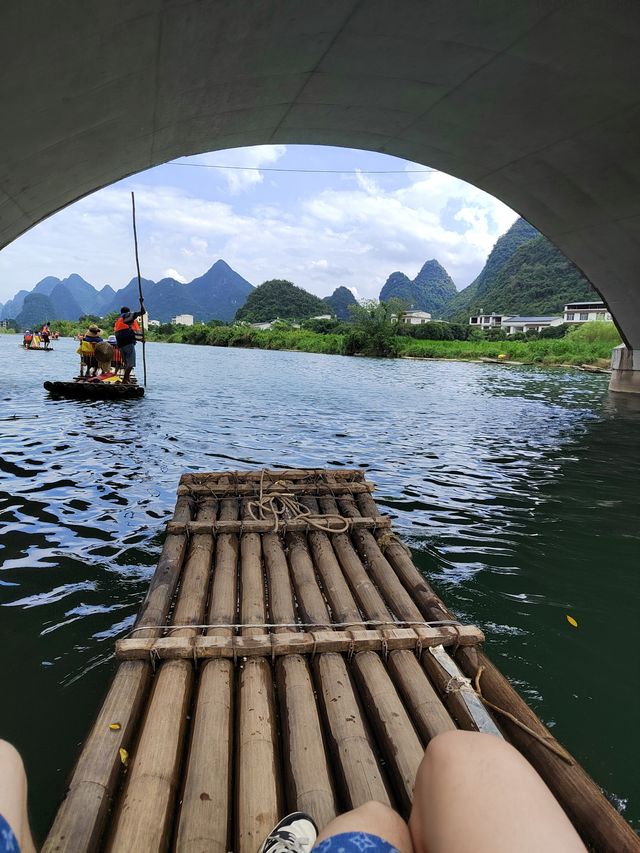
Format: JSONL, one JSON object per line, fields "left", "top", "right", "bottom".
{"left": 43, "top": 469, "right": 638, "bottom": 853}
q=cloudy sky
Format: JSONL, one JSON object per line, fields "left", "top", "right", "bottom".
{"left": 0, "top": 145, "right": 518, "bottom": 304}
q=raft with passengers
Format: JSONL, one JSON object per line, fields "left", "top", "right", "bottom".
{"left": 21, "top": 323, "right": 56, "bottom": 351}
{"left": 41, "top": 468, "right": 638, "bottom": 853}
{"left": 44, "top": 308, "right": 146, "bottom": 400}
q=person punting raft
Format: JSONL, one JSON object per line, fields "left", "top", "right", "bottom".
{"left": 114, "top": 306, "right": 145, "bottom": 385}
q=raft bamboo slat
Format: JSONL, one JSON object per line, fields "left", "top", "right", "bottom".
{"left": 44, "top": 469, "right": 639, "bottom": 853}
{"left": 116, "top": 625, "right": 484, "bottom": 659}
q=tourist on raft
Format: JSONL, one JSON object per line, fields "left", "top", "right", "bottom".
{"left": 0, "top": 731, "right": 587, "bottom": 853}
{"left": 80, "top": 324, "right": 103, "bottom": 377}
{"left": 22, "top": 330, "right": 32, "bottom": 349}
{"left": 114, "top": 306, "right": 144, "bottom": 385}
{"left": 259, "top": 732, "right": 587, "bottom": 853}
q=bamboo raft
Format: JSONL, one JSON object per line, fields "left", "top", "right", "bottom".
{"left": 43, "top": 380, "right": 144, "bottom": 400}
{"left": 43, "top": 469, "right": 638, "bottom": 853}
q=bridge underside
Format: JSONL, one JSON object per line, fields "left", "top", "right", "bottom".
{"left": 3, "top": 0, "right": 640, "bottom": 348}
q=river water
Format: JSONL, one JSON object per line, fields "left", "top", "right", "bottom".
{"left": 1, "top": 334, "right": 639, "bottom": 839}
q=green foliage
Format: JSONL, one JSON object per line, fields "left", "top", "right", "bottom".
{"left": 567, "top": 320, "right": 621, "bottom": 345}
{"left": 301, "top": 317, "right": 350, "bottom": 334}
{"left": 344, "top": 300, "right": 401, "bottom": 357}
{"left": 235, "top": 279, "right": 329, "bottom": 323}
{"left": 396, "top": 334, "right": 615, "bottom": 365}
{"left": 399, "top": 321, "right": 470, "bottom": 341}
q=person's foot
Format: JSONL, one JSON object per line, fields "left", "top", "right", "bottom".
{"left": 258, "top": 812, "right": 318, "bottom": 853}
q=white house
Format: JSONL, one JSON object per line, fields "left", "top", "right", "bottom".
{"left": 469, "top": 312, "right": 504, "bottom": 328}
{"left": 310, "top": 314, "right": 332, "bottom": 321}
{"left": 148, "top": 319, "right": 161, "bottom": 327}
{"left": 249, "top": 321, "right": 274, "bottom": 330}
{"left": 400, "top": 310, "right": 432, "bottom": 325}
{"left": 501, "top": 316, "right": 564, "bottom": 335}
{"left": 563, "top": 301, "right": 612, "bottom": 323}
{"left": 171, "top": 314, "right": 194, "bottom": 326}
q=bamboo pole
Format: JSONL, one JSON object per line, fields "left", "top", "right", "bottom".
{"left": 176, "top": 495, "right": 239, "bottom": 853}
{"left": 43, "top": 496, "right": 193, "bottom": 853}
{"left": 109, "top": 499, "right": 217, "bottom": 852}
{"left": 298, "top": 497, "right": 362, "bottom": 624}
{"left": 130, "top": 191, "right": 147, "bottom": 387}
{"left": 355, "top": 493, "right": 639, "bottom": 851}
{"left": 263, "top": 528, "right": 337, "bottom": 829}
{"left": 386, "top": 651, "right": 456, "bottom": 742}
{"left": 287, "top": 498, "right": 391, "bottom": 809}
{"left": 315, "top": 500, "right": 456, "bottom": 741}
{"left": 290, "top": 503, "right": 423, "bottom": 812}
{"left": 316, "top": 496, "right": 456, "bottom": 776}
{"left": 337, "top": 494, "right": 500, "bottom": 734}
{"left": 351, "top": 652, "right": 423, "bottom": 816}
{"left": 236, "top": 502, "right": 282, "bottom": 853}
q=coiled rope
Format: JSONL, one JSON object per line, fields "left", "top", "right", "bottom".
{"left": 246, "top": 469, "right": 349, "bottom": 534}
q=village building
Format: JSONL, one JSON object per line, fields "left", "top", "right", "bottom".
{"left": 400, "top": 310, "right": 432, "bottom": 325}
{"left": 171, "top": 314, "right": 194, "bottom": 326}
{"left": 563, "top": 301, "right": 612, "bottom": 323}
{"left": 501, "top": 316, "right": 564, "bottom": 335}
{"left": 468, "top": 312, "right": 504, "bottom": 328}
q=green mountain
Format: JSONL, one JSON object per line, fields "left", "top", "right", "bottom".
{"left": 236, "top": 280, "right": 329, "bottom": 323}
{"left": 324, "top": 286, "right": 357, "bottom": 320}
{"left": 3, "top": 260, "right": 254, "bottom": 324}
{"left": 443, "top": 218, "right": 596, "bottom": 320}
{"left": 379, "top": 259, "right": 456, "bottom": 317}
{"left": 15, "top": 293, "right": 56, "bottom": 328}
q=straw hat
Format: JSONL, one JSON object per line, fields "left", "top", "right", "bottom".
{"left": 87, "top": 324, "right": 102, "bottom": 334}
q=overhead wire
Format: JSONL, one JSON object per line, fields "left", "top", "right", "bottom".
{"left": 166, "top": 161, "right": 438, "bottom": 174}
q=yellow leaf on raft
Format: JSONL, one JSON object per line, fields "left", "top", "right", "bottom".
{"left": 119, "top": 748, "right": 129, "bottom": 766}
{"left": 109, "top": 723, "right": 121, "bottom": 731}
{"left": 566, "top": 615, "right": 578, "bottom": 627}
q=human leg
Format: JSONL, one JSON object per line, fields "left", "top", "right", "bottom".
{"left": 0, "top": 740, "right": 36, "bottom": 853}
{"left": 408, "top": 730, "right": 586, "bottom": 853}
{"left": 315, "top": 802, "right": 413, "bottom": 853}
{"left": 121, "top": 344, "right": 135, "bottom": 383}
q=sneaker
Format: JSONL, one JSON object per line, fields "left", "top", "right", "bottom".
{"left": 258, "top": 811, "right": 318, "bottom": 853}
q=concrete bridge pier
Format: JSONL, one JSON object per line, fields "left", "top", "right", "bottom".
{"left": 609, "top": 346, "right": 640, "bottom": 394}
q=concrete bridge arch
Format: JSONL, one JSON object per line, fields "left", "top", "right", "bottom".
{"left": 3, "top": 0, "right": 640, "bottom": 384}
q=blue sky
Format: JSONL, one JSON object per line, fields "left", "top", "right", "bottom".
{"left": 0, "top": 145, "right": 518, "bottom": 304}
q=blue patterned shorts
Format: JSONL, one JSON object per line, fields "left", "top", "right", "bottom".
{"left": 0, "top": 815, "right": 19, "bottom": 852}
{"left": 313, "top": 832, "right": 399, "bottom": 853}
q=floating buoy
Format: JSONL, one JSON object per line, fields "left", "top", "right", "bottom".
{"left": 566, "top": 615, "right": 578, "bottom": 627}
{"left": 119, "top": 747, "right": 129, "bottom": 766}
{"left": 109, "top": 722, "right": 121, "bottom": 731}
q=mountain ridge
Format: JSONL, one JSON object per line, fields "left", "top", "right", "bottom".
{"left": 3, "top": 260, "right": 255, "bottom": 324}
{"left": 379, "top": 259, "right": 456, "bottom": 317}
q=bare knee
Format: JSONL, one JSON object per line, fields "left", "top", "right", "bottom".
{"left": 318, "top": 801, "right": 413, "bottom": 853}
{"left": 0, "top": 740, "right": 27, "bottom": 780}
{"left": 418, "top": 730, "right": 519, "bottom": 783}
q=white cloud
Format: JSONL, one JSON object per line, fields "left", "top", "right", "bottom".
{"left": 181, "top": 145, "right": 287, "bottom": 194}
{"left": 0, "top": 148, "right": 518, "bottom": 305}
{"left": 163, "top": 268, "right": 187, "bottom": 283}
